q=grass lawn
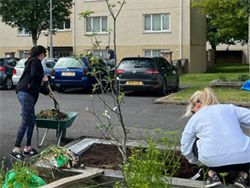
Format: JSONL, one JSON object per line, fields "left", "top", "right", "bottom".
{"left": 167, "top": 63, "right": 250, "bottom": 103}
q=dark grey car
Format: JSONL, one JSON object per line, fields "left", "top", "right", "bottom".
{"left": 115, "top": 56, "right": 179, "bottom": 96}
{"left": 0, "top": 57, "right": 20, "bottom": 90}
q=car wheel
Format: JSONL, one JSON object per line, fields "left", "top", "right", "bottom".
{"left": 174, "top": 79, "right": 180, "bottom": 92}
{"left": 3, "top": 77, "right": 13, "bottom": 90}
{"left": 158, "top": 79, "right": 167, "bottom": 96}
{"left": 56, "top": 86, "right": 65, "bottom": 93}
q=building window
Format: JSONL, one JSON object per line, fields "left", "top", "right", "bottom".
{"left": 57, "top": 19, "right": 71, "bottom": 30}
{"left": 18, "top": 28, "right": 29, "bottom": 36}
{"left": 85, "top": 0, "right": 105, "bottom": 1}
{"left": 19, "top": 51, "right": 25, "bottom": 58}
{"left": 85, "top": 49, "right": 108, "bottom": 59}
{"left": 144, "top": 14, "right": 170, "bottom": 32}
{"left": 85, "top": 17, "right": 107, "bottom": 34}
{"left": 143, "top": 50, "right": 162, "bottom": 57}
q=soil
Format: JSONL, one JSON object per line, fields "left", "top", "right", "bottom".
{"left": 36, "top": 109, "right": 69, "bottom": 120}
{"left": 80, "top": 143, "right": 239, "bottom": 184}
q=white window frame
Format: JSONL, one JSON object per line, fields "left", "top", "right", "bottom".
{"left": 143, "top": 50, "right": 163, "bottom": 57}
{"left": 85, "top": 0, "right": 105, "bottom": 1}
{"left": 57, "top": 19, "right": 71, "bottom": 31}
{"left": 143, "top": 14, "right": 170, "bottom": 33}
{"left": 18, "top": 28, "right": 29, "bottom": 36}
{"left": 85, "top": 16, "right": 108, "bottom": 34}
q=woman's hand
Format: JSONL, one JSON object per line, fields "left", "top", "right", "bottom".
{"left": 43, "top": 76, "right": 48, "bottom": 82}
{"left": 49, "top": 92, "right": 55, "bottom": 99}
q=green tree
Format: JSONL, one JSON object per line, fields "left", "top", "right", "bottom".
{"left": 0, "top": 0, "right": 73, "bottom": 46}
{"left": 192, "top": 0, "right": 248, "bottom": 48}
{"left": 206, "top": 17, "right": 223, "bottom": 51}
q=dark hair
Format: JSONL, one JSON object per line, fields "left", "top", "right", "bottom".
{"left": 30, "top": 45, "right": 46, "bottom": 57}
{"left": 106, "top": 46, "right": 109, "bottom": 50}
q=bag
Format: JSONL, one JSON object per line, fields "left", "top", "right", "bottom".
{"left": 241, "top": 80, "right": 250, "bottom": 91}
{"left": 2, "top": 170, "right": 46, "bottom": 188}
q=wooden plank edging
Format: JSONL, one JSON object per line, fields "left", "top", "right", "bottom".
{"left": 40, "top": 169, "right": 104, "bottom": 188}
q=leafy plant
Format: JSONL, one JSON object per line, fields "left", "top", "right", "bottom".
{"left": 220, "top": 172, "right": 228, "bottom": 185}
{"left": 218, "top": 73, "right": 227, "bottom": 81}
{"left": 238, "top": 74, "right": 250, "bottom": 82}
{"left": 115, "top": 126, "right": 181, "bottom": 188}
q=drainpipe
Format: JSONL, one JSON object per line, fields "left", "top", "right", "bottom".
{"left": 50, "top": 0, "right": 53, "bottom": 58}
{"left": 73, "top": 0, "right": 75, "bottom": 55}
{"left": 180, "top": 0, "right": 183, "bottom": 59}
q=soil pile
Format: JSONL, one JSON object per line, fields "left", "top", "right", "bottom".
{"left": 36, "top": 109, "right": 69, "bottom": 120}
{"left": 80, "top": 143, "right": 239, "bottom": 183}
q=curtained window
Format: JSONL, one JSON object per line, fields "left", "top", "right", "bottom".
{"left": 86, "top": 17, "right": 108, "bottom": 33}
{"left": 144, "top": 14, "right": 170, "bottom": 32}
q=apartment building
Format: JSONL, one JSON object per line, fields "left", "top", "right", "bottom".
{"left": 0, "top": 0, "right": 206, "bottom": 73}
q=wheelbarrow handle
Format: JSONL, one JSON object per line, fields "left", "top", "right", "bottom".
{"left": 47, "top": 85, "right": 54, "bottom": 95}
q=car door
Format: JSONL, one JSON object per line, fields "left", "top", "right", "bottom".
{"left": 162, "top": 58, "right": 177, "bottom": 87}
{"left": 157, "top": 58, "right": 176, "bottom": 88}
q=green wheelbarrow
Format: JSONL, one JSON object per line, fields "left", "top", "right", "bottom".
{"left": 36, "top": 112, "right": 78, "bottom": 147}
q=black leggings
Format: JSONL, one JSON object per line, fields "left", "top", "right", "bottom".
{"left": 193, "top": 139, "right": 250, "bottom": 174}
{"left": 15, "top": 92, "right": 36, "bottom": 148}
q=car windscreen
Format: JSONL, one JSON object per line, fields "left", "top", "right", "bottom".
{"left": 44, "top": 59, "right": 55, "bottom": 68}
{"left": 15, "top": 59, "right": 26, "bottom": 68}
{"left": 119, "top": 59, "right": 154, "bottom": 68}
{"left": 54, "top": 58, "right": 85, "bottom": 69}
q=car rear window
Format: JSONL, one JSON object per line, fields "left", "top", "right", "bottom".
{"left": 44, "top": 59, "right": 55, "bottom": 68}
{"left": 119, "top": 59, "right": 154, "bottom": 68}
{"left": 15, "top": 59, "right": 26, "bottom": 68}
{"left": 54, "top": 58, "right": 85, "bottom": 69}
{"left": 0, "top": 59, "right": 3, "bottom": 66}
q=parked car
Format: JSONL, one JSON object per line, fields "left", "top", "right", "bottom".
{"left": 0, "top": 57, "right": 20, "bottom": 90}
{"left": 51, "top": 56, "right": 109, "bottom": 92}
{"left": 12, "top": 58, "right": 56, "bottom": 87}
{"left": 114, "top": 56, "right": 179, "bottom": 96}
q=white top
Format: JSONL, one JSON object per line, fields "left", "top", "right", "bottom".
{"left": 181, "top": 104, "right": 250, "bottom": 167}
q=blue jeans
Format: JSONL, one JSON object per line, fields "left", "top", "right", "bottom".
{"left": 14, "top": 92, "right": 36, "bottom": 148}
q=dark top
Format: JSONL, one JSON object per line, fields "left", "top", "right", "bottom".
{"left": 16, "top": 57, "right": 49, "bottom": 104}
{"left": 108, "top": 49, "right": 114, "bottom": 60}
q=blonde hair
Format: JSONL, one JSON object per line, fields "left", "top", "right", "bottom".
{"left": 183, "top": 88, "right": 219, "bottom": 117}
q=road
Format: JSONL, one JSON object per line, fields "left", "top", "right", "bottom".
{"left": 0, "top": 88, "right": 189, "bottom": 167}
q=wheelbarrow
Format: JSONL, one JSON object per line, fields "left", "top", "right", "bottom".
{"left": 36, "top": 112, "right": 78, "bottom": 147}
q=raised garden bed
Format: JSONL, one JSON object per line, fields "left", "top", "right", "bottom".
{"left": 209, "top": 79, "right": 245, "bottom": 89}
{"left": 38, "top": 138, "right": 243, "bottom": 188}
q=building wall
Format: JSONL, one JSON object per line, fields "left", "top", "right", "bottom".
{"left": 0, "top": 0, "right": 207, "bottom": 73}
{"left": 74, "top": 0, "right": 206, "bottom": 73}
{"left": 189, "top": 4, "right": 206, "bottom": 73}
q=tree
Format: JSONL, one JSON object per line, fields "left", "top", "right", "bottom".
{"left": 0, "top": 0, "right": 72, "bottom": 46}
{"left": 241, "top": 0, "right": 250, "bottom": 70}
{"left": 206, "top": 17, "right": 224, "bottom": 51}
{"left": 192, "top": 0, "right": 248, "bottom": 48}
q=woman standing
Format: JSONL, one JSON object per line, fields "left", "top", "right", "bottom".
{"left": 10, "top": 45, "right": 54, "bottom": 161}
{"left": 181, "top": 88, "right": 250, "bottom": 188}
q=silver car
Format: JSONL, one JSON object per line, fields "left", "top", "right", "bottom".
{"left": 12, "top": 58, "right": 56, "bottom": 87}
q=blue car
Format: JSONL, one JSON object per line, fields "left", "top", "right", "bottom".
{"left": 51, "top": 56, "right": 109, "bottom": 92}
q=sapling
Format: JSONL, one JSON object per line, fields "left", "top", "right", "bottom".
{"left": 78, "top": 0, "right": 128, "bottom": 164}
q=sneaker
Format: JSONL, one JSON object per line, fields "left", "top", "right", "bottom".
{"left": 205, "top": 174, "right": 222, "bottom": 188}
{"left": 234, "top": 175, "right": 248, "bottom": 188}
{"left": 10, "top": 151, "right": 24, "bottom": 161}
{"left": 23, "top": 148, "right": 39, "bottom": 156}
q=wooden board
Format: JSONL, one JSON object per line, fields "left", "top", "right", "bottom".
{"left": 40, "top": 169, "right": 104, "bottom": 188}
